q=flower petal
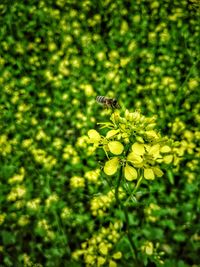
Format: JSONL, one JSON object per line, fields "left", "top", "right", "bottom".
{"left": 124, "top": 164, "right": 137, "bottom": 181}
{"left": 145, "top": 242, "right": 154, "bottom": 255}
{"left": 112, "top": 252, "right": 122, "bottom": 259}
{"left": 145, "top": 130, "right": 159, "bottom": 139}
{"left": 131, "top": 143, "right": 145, "bottom": 155}
{"left": 127, "top": 152, "right": 143, "bottom": 165}
{"left": 148, "top": 144, "right": 160, "bottom": 155}
{"left": 163, "top": 155, "right": 173, "bottom": 164}
{"left": 160, "top": 145, "right": 171, "bottom": 153}
{"left": 108, "top": 141, "right": 124, "bottom": 155}
{"left": 106, "top": 129, "right": 119, "bottom": 139}
{"left": 152, "top": 167, "right": 164, "bottom": 177}
{"left": 144, "top": 168, "right": 155, "bottom": 180}
{"left": 104, "top": 157, "right": 119, "bottom": 176}
{"left": 88, "top": 129, "right": 101, "bottom": 142}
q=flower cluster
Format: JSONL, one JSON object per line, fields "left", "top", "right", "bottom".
{"left": 88, "top": 109, "right": 175, "bottom": 182}
{"left": 90, "top": 188, "right": 124, "bottom": 217}
{"left": 144, "top": 203, "right": 161, "bottom": 223}
{"left": 141, "top": 241, "right": 164, "bottom": 265}
{"left": 72, "top": 221, "right": 122, "bottom": 267}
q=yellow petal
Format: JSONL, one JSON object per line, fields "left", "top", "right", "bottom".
{"left": 145, "top": 242, "right": 154, "bottom": 255}
{"left": 152, "top": 167, "right": 164, "bottom": 177}
{"left": 144, "top": 168, "right": 155, "bottom": 180}
{"left": 135, "top": 136, "right": 145, "bottom": 143}
{"left": 112, "top": 252, "right": 122, "bottom": 259}
{"left": 148, "top": 144, "right": 160, "bottom": 155}
{"left": 163, "top": 155, "right": 173, "bottom": 164}
{"left": 88, "top": 129, "right": 101, "bottom": 142}
{"left": 104, "top": 157, "right": 119, "bottom": 176}
{"left": 108, "top": 141, "right": 124, "bottom": 155}
{"left": 145, "top": 130, "right": 159, "bottom": 139}
{"left": 127, "top": 152, "right": 143, "bottom": 164}
{"left": 99, "top": 243, "right": 108, "bottom": 255}
{"left": 106, "top": 129, "right": 119, "bottom": 139}
{"left": 109, "top": 260, "right": 117, "bottom": 267}
{"left": 145, "top": 123, "right": 156, "bottom": 130}
{"left": 124, "top": 165, "right": 137, "bottom": 181}
{"left": 131, "top": 143, "right": 145, "bottom": 155}
{"left": 97, "top": 257, "right": 106, "bottom": 266}
{"left": 160, "top": 145, "right": 171, "bottom": 153}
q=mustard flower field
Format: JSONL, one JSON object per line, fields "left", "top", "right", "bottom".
{"left": 0, "top": 1, "right": 199, "bottom": 266}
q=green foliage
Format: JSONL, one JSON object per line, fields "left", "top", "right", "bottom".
{"left": 0, "top": 0, "right": 199, "bottom": 266}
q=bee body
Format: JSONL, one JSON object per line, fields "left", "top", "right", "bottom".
{"left": 96, "top": 96, "right": 120, "bottom": 109}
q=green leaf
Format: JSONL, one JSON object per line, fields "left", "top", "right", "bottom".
{"left": 167, "top": 169, "right": 174, "bottom": 184}
{"left": 2, "top": 231, "right": 16, "bottom": 245}
{"left": 173, "top": 232, "right": 186, "bottom": 242}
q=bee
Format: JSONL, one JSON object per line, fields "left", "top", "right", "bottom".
{"left": 96, "top": 96, "right": 120, "bottom": 109}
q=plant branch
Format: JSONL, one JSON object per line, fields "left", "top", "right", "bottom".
{"left": 115, "top": 167, "right": 140, "bottom": 266}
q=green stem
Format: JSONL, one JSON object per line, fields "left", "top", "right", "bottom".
{"left": 133, "top": 175, "right": 144, "bottom": 195}
{"left": 115, "top": 167, "right": 140, "bottom": 266}
{"left": 124, "top": 175, "right": 144, "bottom": 205}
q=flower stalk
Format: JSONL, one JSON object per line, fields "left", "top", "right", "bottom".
{"left": 115, "top": 166, "right": 140, "bottom": 266}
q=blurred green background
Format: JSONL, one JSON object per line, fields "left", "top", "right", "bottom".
{"left": 0, "top": 0, "right": 199, "bottom": 266}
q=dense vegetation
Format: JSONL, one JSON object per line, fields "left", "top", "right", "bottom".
{"left": 0, "top": 0, "right": 199, "bottom": 266}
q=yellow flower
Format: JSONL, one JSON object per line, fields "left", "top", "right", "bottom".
{"left": 109, "top": 260, "right": 117, "bottom": 267}
{"left": 97, "top": 256, "right": 106, "bottom": 266}
{"left": 141, "top": 241, "right": 154, "bottom": 255}
{"left": 99, "top": 243, "right": 109, "bottom": 255}
{"left": 127, "top": 142, "right": 165, "bottom": 180}
{"left": 112, "top": 251, "right": 122, "bottom": 259}
{"left": 146, "top": 144, "right": 161, "bottom": 159}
